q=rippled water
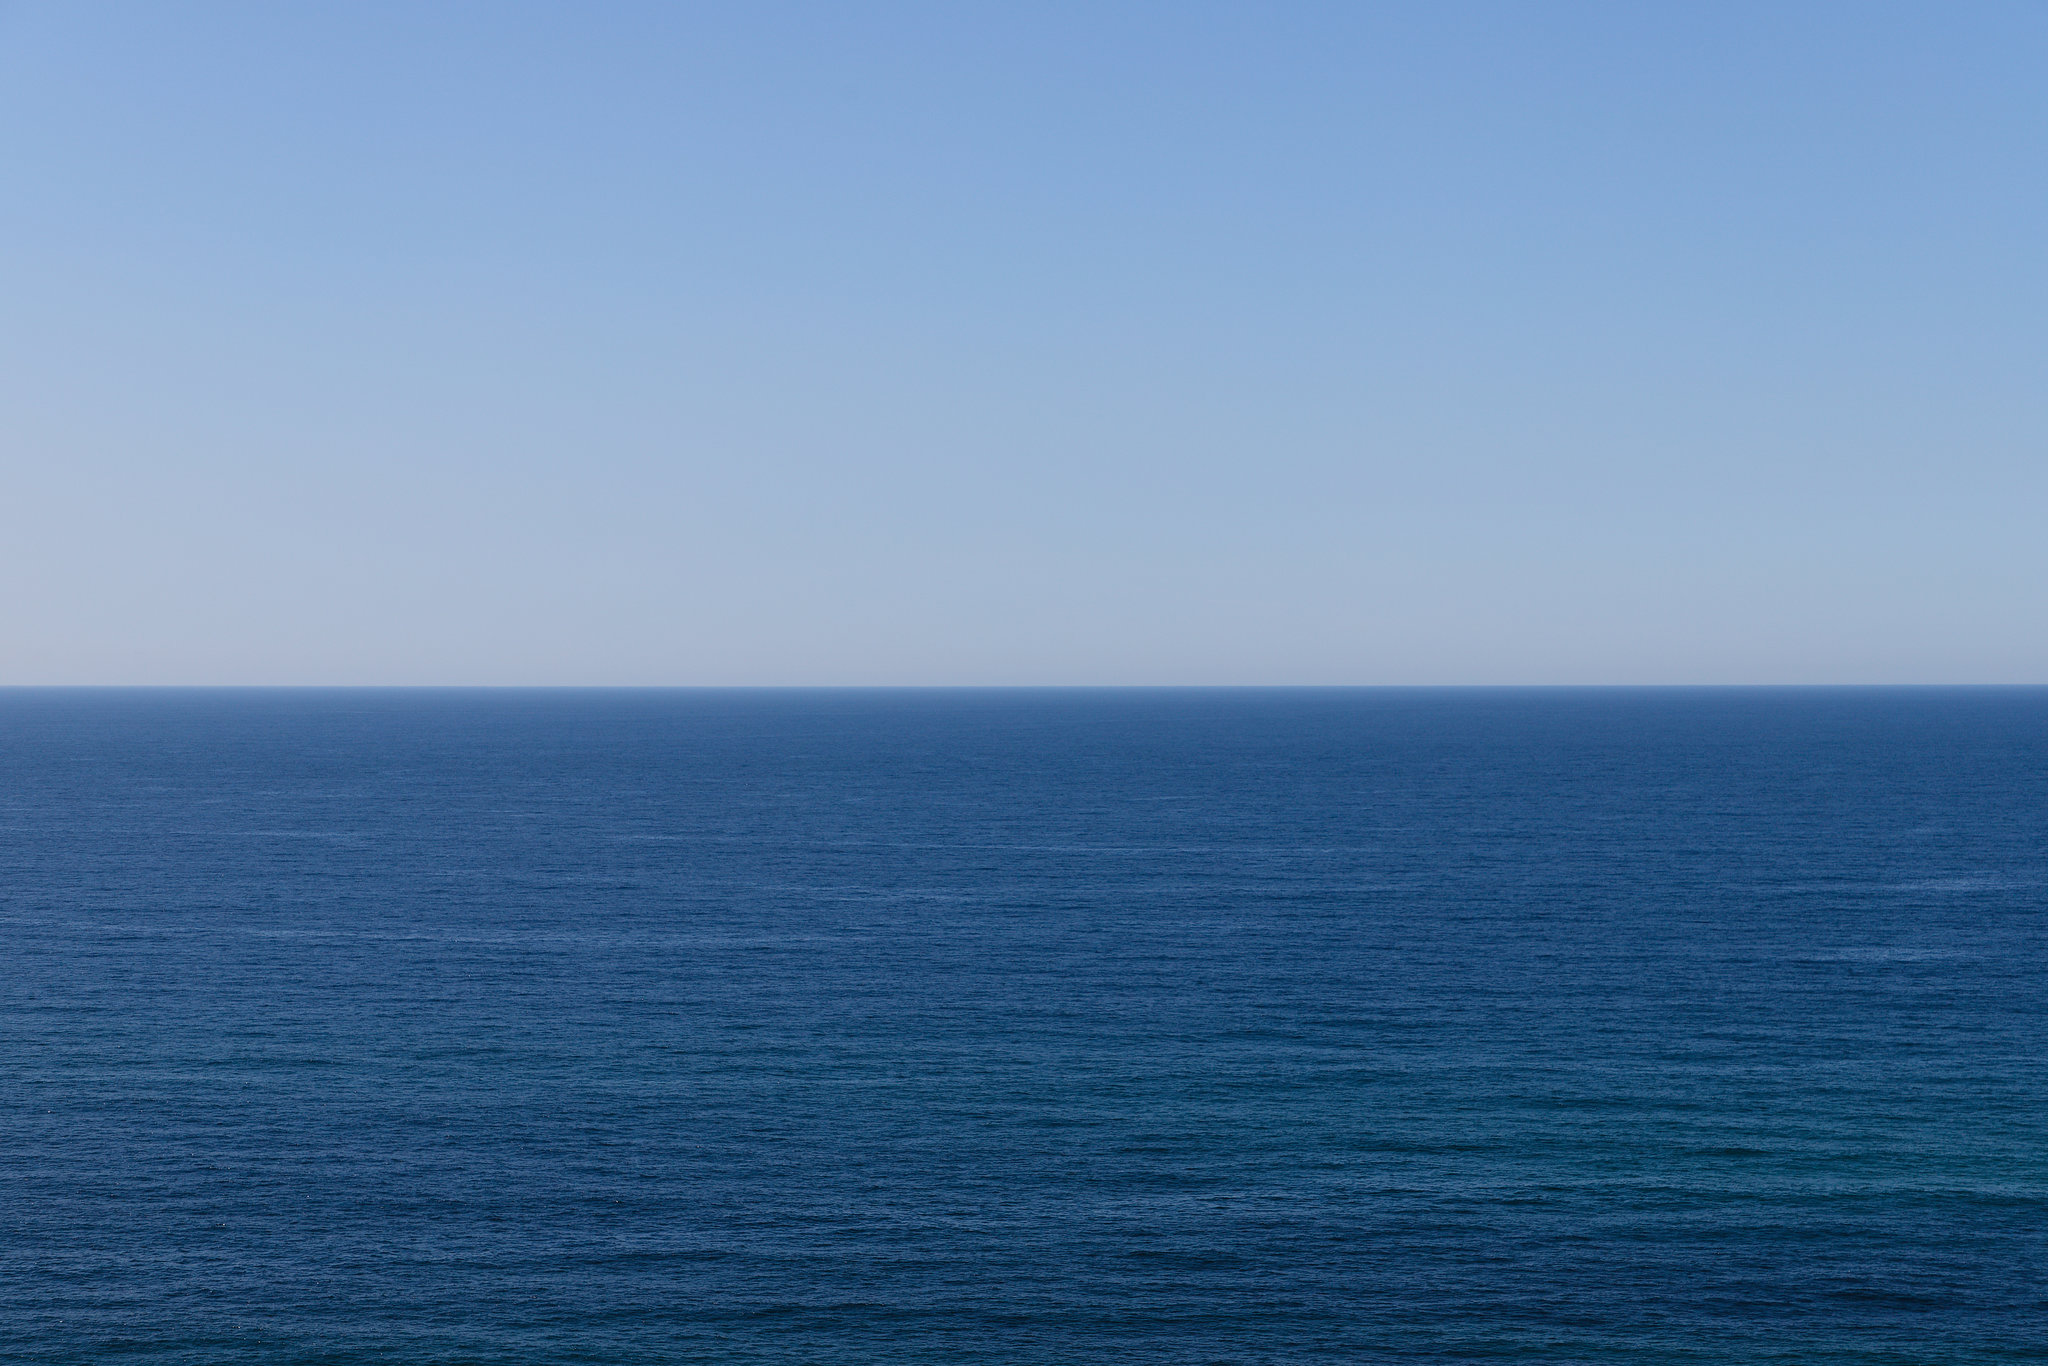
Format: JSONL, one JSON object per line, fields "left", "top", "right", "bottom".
{"left": 3, "top": 688, "right": 2044, "bottom": 1363}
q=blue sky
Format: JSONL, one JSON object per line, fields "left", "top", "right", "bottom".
{"left": 3, "top": 2, "right": 2043, "bottom": 683}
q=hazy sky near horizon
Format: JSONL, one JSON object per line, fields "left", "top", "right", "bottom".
{"left": 4, "top": 2, "right": 2044, "bottom": 684}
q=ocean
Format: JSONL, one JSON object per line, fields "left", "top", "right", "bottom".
{"left": 2, "top": 688, "right": 2043, "bottom": 1363}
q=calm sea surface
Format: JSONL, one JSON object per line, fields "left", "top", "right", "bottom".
{"left": 2, "top": 688, "right": 2044, "bottom": 1364}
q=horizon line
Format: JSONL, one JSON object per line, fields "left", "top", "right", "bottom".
{"left": 5, "top": 683, "right": 2047, "bottom": 692}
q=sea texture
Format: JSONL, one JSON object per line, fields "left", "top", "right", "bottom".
{"left": 2, "top": 688, "right": 2044, "bottom": 1364}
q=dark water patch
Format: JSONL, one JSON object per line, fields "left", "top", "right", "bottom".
{"left": 2, "top": 687, "right": 2044, "bottom": 1363}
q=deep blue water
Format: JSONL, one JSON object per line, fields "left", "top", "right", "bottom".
{"left": 2, "top": 688, "right": 2044, "bottom": 1364}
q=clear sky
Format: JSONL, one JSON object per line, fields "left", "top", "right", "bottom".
{"left": 3, "top": 2, "right": 2043, "bottom": 684}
